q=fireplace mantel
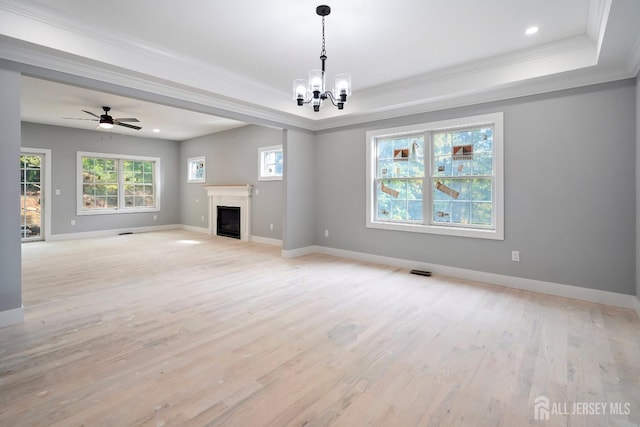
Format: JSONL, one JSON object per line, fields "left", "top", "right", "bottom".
{"left": 204, "top": 185, "right": 253, "bottom": 241}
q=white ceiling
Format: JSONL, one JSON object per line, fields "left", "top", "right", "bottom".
{"left": 1, "top": 0, "right": 639, "bottom": 139}
{"left": 20, "top": 77, "right": 247, "bottom": 141}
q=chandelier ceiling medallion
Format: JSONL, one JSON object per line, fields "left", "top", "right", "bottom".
{"left": 293, "top": 5, "right": 352, "bottom": 112}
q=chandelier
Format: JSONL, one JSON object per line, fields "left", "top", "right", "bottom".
{"left": 293, "top": 5, "right": 351, "bottom": 112}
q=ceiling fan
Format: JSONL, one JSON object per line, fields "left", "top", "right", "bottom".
{"left": 65, "top": 106, "right": 142, "bottom": 130}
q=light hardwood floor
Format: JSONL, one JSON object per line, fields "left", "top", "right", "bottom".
{"left": 1, "top": 230, "right": 639, "bottom": 426}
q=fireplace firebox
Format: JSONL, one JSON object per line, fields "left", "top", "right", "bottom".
{"left": 216, "top": 206, "right": 241, "bottom": 239}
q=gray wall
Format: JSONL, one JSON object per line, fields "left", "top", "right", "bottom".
{"left": 315, "top": 80, "right": 637, "bottom": 295}
{"left": 637, "top": 72, "right": 640, "bottom": 300}
{"left": 0, "top": 69, "right": 22, "bottom": 313}
{"left": 21, "top": 123, "right": 180, "bottom": 235}
{"left": 283, "top": 129, "right": 316, "bottom": 251}
{"left": 179, "top": 125, "right": 284, "bottom": 239}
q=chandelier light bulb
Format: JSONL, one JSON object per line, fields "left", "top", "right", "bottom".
{"left": 293, "top": 79, "right": 308, "bottom": 104}
{"left": 309, "top": 69, "right": 325, "bottom": 94}
{"left": 335, "top": 74, "right": 351, "bottom": 97}
{"left": 311, "top": 77, "right": 323, "bottom": 90}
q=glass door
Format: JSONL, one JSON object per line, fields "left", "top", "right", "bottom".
{"left": 20, "top": 154, "right": 43, "bottom": 241}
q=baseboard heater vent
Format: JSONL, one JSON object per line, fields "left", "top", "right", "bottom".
{"left": 410, "top": 269, "right": 431, "bottom": 277}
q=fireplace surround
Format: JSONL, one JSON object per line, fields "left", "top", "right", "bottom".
{"left": 204, "top": 185, "right": 253, "bottom": 241}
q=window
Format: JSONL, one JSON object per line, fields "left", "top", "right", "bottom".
{"left": 20, "top": 153, "right": 43, "bottom": 240}
{"left": 258, "top": 145, "right": 283, "bottom": 181}
{"left": 187, "top": 156, "right": 206, "bottom": 183}
{"left": 77, "top": 152, "right": 160, "bottom": 215}
{"left": 366, "top": 112, "right": 503, "bottom": 240}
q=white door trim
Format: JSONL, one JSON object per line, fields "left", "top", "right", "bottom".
{"left": 21, "top": 147, "right": 52, "bottom": 241}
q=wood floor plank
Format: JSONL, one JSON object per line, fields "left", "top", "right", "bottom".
{"left": 1, "top": 230, "right": 639, "bottom": 426}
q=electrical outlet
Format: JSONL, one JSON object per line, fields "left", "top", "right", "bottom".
{"left": 70, "top": 219, "right": 76, "bottom": 226}
{"left": 269, "top": 223, "right": 273, "bottom": 231}
{"left": 55, "top": 189, "right": 61, "bottom": 196}
{"left": 256, "top": 189, "right": 260, "bottom": 195}
{"left": 153, "top": 215, "right": 157, "bottom": 220}
{"left": 511, "top": 251, "right": 520, "bottom": 262}
{"left": 201, "top": 216, "right": 205, "bottom": 222}
{"left": 324, "top": 229, "right": 329, "bottom": 237}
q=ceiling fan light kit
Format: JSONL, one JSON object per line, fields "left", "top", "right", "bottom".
{"left": 293, "top": 5, "right": 351, "bottom": 112}
{"left": 98, "top": 108, "right": 114, "bottom": 129}
{"left": 66, "top": 106, "right": 142, "bottom": 131}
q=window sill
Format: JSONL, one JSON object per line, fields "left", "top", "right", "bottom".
{"left": 77, "top": 207, "right": 160, "bottom": 216}
{"left": 258, "top": 176, "right": 283, "bottom": 182}
{"left": 366, "top": 220, "right": 504, "bottom": 240}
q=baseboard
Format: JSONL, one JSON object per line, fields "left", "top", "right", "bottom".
{"left": 180, "top": 225, "right": 210, "bottom": 234}
{"left": 308, "top": 246, "right": 636, "bottom": 311}
{"left": 250, "top": 235, "right": 282, "bottom": 247}
{"left": 281, "top": 245, "right": 318, "bottom": 259}
{"left": 0, "top": 306, "right": 24, "bottom": 329}
{"left": 635, "top": 296, "right": 640, "bottom": 319}
{"left": 48, "top": 224, "right": 182, "bottom": 241}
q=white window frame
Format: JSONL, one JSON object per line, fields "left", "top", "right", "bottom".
{"left": 258, "top": 145, "right": 283, "bottom": 181}
{"left": 366, "top": 112, "right": 504, "bottom": 240}
{"left": 77, "top": 151, "right": 161, "bottom": 215}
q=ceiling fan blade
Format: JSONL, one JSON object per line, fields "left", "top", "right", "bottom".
{"left": 82, "top": 110, "right": 101, "bottom": 119}
{"left": 115, "top": 121, "right": 142, "bottom": 130}
{"left": 114, "top": 118, "right": 140, "bottom": 122}
{"left": 62, "top": 117, "right": 98, "bottom": 121}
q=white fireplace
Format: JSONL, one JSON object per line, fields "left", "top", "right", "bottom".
{"left": 204, "top": 185, "right": 253, "bottom": 241}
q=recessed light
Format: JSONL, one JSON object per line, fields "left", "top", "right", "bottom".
{"left": 525, "top": 26, "right": 539, "bottom": 36}
{"left": 153, "top": 129, "right": 160, "bottom": 133}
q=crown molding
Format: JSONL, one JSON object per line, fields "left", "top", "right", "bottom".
{"left": 311, "top": 65, "right": 635, "bottom": 132}
{"left": 359, "top": 35, "right": 596, "bottom": 101}
{"left": 587, "top": 0, "right": 611, "bottom": 48}
{"left": 628, "top": 31, "right": 640, "bottom": 77}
